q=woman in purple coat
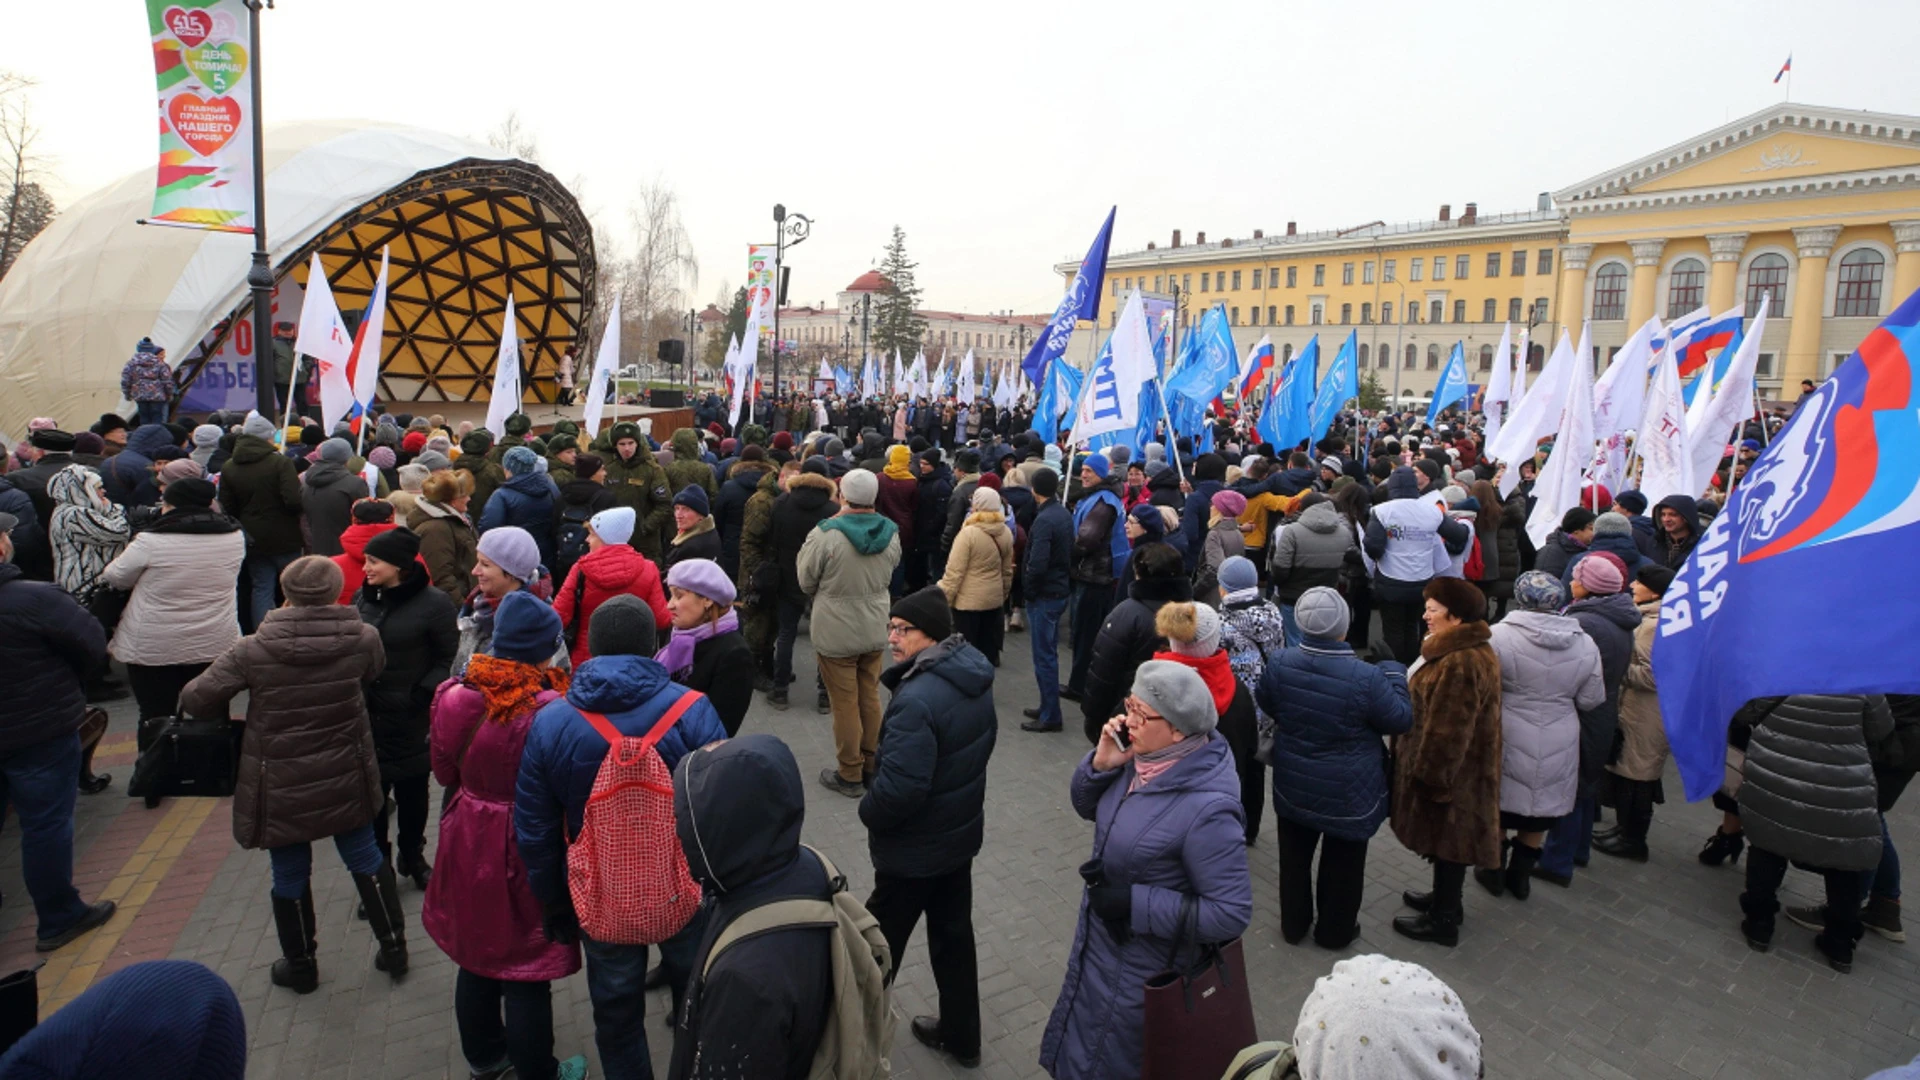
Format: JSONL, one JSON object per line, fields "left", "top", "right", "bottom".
{"left": 422, "top": 592, "right": 587, "bottom": 1080}
{"left": 1040, "top": 660, "right": 1253, "bottom": 1080}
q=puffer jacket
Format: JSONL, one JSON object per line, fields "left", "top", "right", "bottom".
{"left": 408, "top": 499, "right": 478, "bottom": 604}
{"left": 356, "top": 565, "right": 459, "bottom": 781}
{"left": 103, "top": 426, "right": 175, "bottom": 509}
{"left": 479, "top": 470, "right": 559, "bottom": 567}
{"left": 1258, "top": 640, "right": 1411, "bottom": 840}
{"left": 712, "top": 462, "right": 771, "bottom": 579}
{"left": 1268, "top": 501, "right": 1356, "bottom": 604}
{"left": 217, "top": 434, "right": 304, "bottom": 556}
{"left": 179, "top": 604, "right": 386, "bottom": 850}
{"left": 1564, "top": 590, "right": 1641, "bottom": 796}
{"left": 1609, "top": 596, "right": 1667, "bottom": 782}
{"left": 1070, "top": 476, "right": 1125, "bottom": 588}
{"left": 797, "top": 511, "right": 900, "bottom": 658}
{"left": 1563, "top": 530, "right": 1646, "bottom": 585}
{"left": 1486, "top": 610, "right": 1606, "bottom": 817}
{"left": 861, "top": 635, "right": 998, "bottom": 878}
{"left": 302, "top": 460, "right": 369, "bottom": 556}
{"left": 939, "top": 510, "right": 1013, "bottom": 612}
{"left": 1533, "top": 530, "right": 1585, "bottom": 582}
{"left": 1738, "top": 695, "right": 1892, "bottom": 872}
{"left": 0, "top": 563, "right": 107, "bottom": 755}
{"left": 1488, "top": 490, "right": 1526, "bottom": 600}
{"left": 1080, "top": 575, "right": 1194, "bottom": 743}
{"left": 550, "top": 540, "right": 670, "bottom": 669}
{"left": 102, "top": 508, "right": 245, "bottom": 666}
{"left": 770, "top": 472, "right": 839, "bottom": 604}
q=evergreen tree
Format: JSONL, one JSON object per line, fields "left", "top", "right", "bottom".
{"left": 1357, "top": 368, "right": 1388, "bottom": 411}
{"left": 870, "top": 226, "right": 926, "bottom": 362}
{"left": 703, "top": 287, "right": 749, "bottom": 370}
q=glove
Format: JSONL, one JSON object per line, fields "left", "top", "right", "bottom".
{"left": 542, "top": 897, "right": 580, "bottom": 946}
{"left": 1087, "top": 883, "right": 1132, "bottom": 926}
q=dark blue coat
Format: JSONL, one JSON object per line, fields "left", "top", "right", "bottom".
{"left": 1176, "top": 480, "right": 1223, "bottom": 571}
{"left": 478, "top": 471, "right": 559, "bottom": 566}
{"left": 1562, "top": 530, "right": 1646, "bottom": 585}
{"left": 1023, "top": 499, "right": 1073, "bottom": 602}
{"left": 860, "top": 637, "right": 997, "bottom": 878}
{"left": 104, "top": 426, "right": 175, "bottom": 508}
{"left": 515, "top": 653, "right": 728, "bottom": 906}
{"left": 913, "top": 463, "right": 953, "bottom": 555}
{"left": 1257, "top": 639, "right": 1412, "bottom": 840}
{"left": 0, "top": 563, "right": 107, "bottom": 754}
{"left": 711, "top": 463, "right": 770, "bottom": 578}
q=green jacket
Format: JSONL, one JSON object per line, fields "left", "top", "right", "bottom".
{"left": 602, "top": 447, "right": 672, "bottom": 560}
{"left": 452, "top": 454, "right": 505, "bottom": 521}
{"left": 664, "top": 429, "right": 717, "bottom": 499}
{"left": 737, "top": 468, "right": 781, "bottom": 606}
{"left": 271, "top": 338, "right": 295, "bottom": 384}
{"left": 484, "top": 433, "right": 531, "bottom": 467}
{"left": 795, "top": 510, "right": 900, "bottom": 658}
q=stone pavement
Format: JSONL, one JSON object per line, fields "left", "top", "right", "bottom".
{"left": 3, "top": 626, "right": 1919, "bottom": 1079}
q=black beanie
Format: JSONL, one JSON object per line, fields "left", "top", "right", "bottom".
{"left": 163, "top": 477, "right": 215, "bottom": 510}
{"left": 588, "top": 594, "right": 657, "bottom": 657}
{"left": 1031, "top": 466, "right": 1060, "bottom": 499}
{"left": 889, "top": 586, "right": 952, "bottom": 643}
{"left": 363, "top": 527, "right": 420, "bottom": 567}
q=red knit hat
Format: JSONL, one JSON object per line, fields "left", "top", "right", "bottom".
{"left": 402, "top": 431, "right": 427, "bottom": 454}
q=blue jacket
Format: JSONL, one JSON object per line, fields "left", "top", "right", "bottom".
{"left": 1176, "top": 480, "right": 1223, "bottom": 571}
{"left": 104, "top": 425, "right": 176, "bottom": 508}
{"left": 1257, "top": 638, "right": 1412, "bottom": 840}
{"left": 1023, "top": 498, "right": 1073, "bottom": 601}
{"left": 0, "top": 563, "right": 106, "bottom": 754}
{"left": 514, "top": 653, "right": 728, "bottom": 906}
{"left": 1562, "top": 530, "right": 1646, "bottom": 585}
{"left": 860, "top": 637, "right": 997, "bottom": 878}
{"left": 479, "top": 471, "right": 559, "bottom": 567}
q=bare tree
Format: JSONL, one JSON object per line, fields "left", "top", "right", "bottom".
{"left": 486, "top": 110, "right": 540, "bottom": 162}
{"left": 621, "top": 177, "right": 698, "bottom": 374}
{"left": 0, "top": 72, "right": 54, "bottom": 283}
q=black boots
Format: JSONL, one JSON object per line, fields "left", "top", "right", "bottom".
{"left": 352, "top": 864, "right": 410, "bottom": 979}
{"left": 396, "top": 846, "right": 433, "bottom": 891}
{"left": 270, "top": 889, "right": 318, "bottom": 994}
{"left": 1394, "top": 862, "right": 1463, "bottom": 947}
{"left": 1595, "top": 781, "right": 1654, "bottom": 861}
{"left": 1473, "top": 840, "right": 1539, "bottom": 900}
{"left": 1473, "top": 839, "right": 1510, "bottom": 897}
{"left": 1700, "top": 828, "right": 1746, "bottom": 866}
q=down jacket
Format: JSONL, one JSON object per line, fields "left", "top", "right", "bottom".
{"left": 1486, "top": 610, "right": 1605, "bottom": 818}
{"left": 938, "top": 509, "right": 1014, "bottom": 612}
{"left": 180, "top": 604, "right": 387, "bottom": 850}
{"left": 217, "top": 434, "right": 304, "bottom": 556}
{"left": 1737, "top": 695, "right": 1892, "bottom": 872}
{"left": 302, "top": 460, "right": 369, "bottom": 556}
{"left": 355, "top": 565, "right": 459, "bottom": 781}
{"left": 550, "top": 541, "right": 670, "bottom": 669}
{"left": 0, "top": 563, "right": 106, "bottom": 755}
{"left": 1564, "top": 590, "right": 1641, "bottom": 796}
{"left": 860, "top": 636, "right": 998, "bottom": 879}
{"left": 1080, "top": 575, "right": 1194, "bottom": 743}
{"left": 102, "top": 508, "right": 246, "bottom": 667}
{"left": 478, "top": 471, "right": 559, "bottom": 568}
{"left": 770, "top": 471, "right": 839, "bottom": 605}
{"left": 1257, "top": 641, "right": 1412, "bottom": 840}
{"left": 796, "top": 511, "right": 900, "bottom": 659}
{"left": 1609, "top": 596, "right": 1668, "bottom": 782}
{"left": 1267, "top": 501, "right": 1356, "bottom": 604}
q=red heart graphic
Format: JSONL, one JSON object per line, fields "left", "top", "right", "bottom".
{"left": 165, "top": 7, "right": 212, "bottom": 47}
{"left": 167, "top": 93, "right": 242, "bottom": 157}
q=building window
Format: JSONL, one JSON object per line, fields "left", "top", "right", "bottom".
{"left": 1153, "top": 275, "right": 1162, "bottom": 292}
{"left": 1381, "top": 303, "right": 1394, "bottom": 325}
{"left": 1537, "top": 249, "right": 1553, "bottom": 276}
{"left": 1340, "top": 303, "right": 1352, "bottom": 324}
{"left": 1232, "top": 270, "right": 1242, "bottom": 290}
{"left": 1313, "top": 264, "right": 1326, "bottom": 286}
{"left": 1667, "top": 257, "right": 1706, "bottom": 319}
{"left": 1251, "top": 268, "right": 1262, "bottom": 289}
{"left": 1746, "top": 253, "right": 1789, "bottom": 317}
{"left": 1383, "top": 259, "right": 1397, "bottom": 282}
{"left": 1286, "top": 266, "right": 1297, "bottom": 288}
{"left": 1111, "top": 279, "right": 1119, "bottom": 297}
{"left": 1408, "top": 300, "right": 1421, "bottom": 323}
{"left": 1592, "top": 262, "right": 1629, "bottom": 320}
{"left": 1342, "top": 262, "right": 1355, "bottom": 286}
{"left": 1361, "top": 302, "right": 1373, "bottom": 324}
{"left": 1427, "top": 344, "right": 1441, "bottom": 370}
{"left": 1183, "top": 273, "right": 1192, "bottom": 292}
{"left": 1503, "top": 297, "right": 1518, "bottom": 322}
{"left": 1285, "top": 305, "right": 1295, "bottom": 325}
{"left": 1363, "top": 262, "right": 1375, "bottom": 284}
{"left": 1268, "top": 305, "right": 1276, "bottom": 324}
{"left": 1483, "top": 298, "right": 1497, "bottom": 322}
{"left": 1511, "top": 251, "right": 1527, "bottom": 276}
{"left": 1479, "top": 344, "right": 1494, "bottom": 371}
{"left": 1533, "top": 297, "right": 1549, "bottom": 323}
{"left": 1452, "top": 299, "right": 1467, "bottom": 323}
{"left": 1836, "top": 249, "right": 1885, "bottom": 317}
{"left": 1486, "top": 252, "right": 1502, "bottom": 278}
{"left": 1231, "top": 307, "right": 1240, "bottom": 325}
{"left": 1310, "top": 304, "right": 1323, "bottom": 325}
{"left": 1199, "top": 273, "right": 1209, "bottom": 293}
{"left": 1429, "top": 299, "right": 1444, "bottom": 324}
{"left": 1282, "top": 343, "right": 1294, "bottom": 363}
{"left": 1409, "top": 258, "right": 1423, "bottom": 282}
{"left": 1404, "top": 344, "right": 1417, "bottom": 369}
{"left": 1757, "top": 352, "right": 1775, "bottom": 377}
{"left": 1432, "top": 257, "right": 1446, "bottom": 282}
{"left": 1248, "top": 306, "right": 1260, "bottom": 327}
{"left": 1456, "top": 254, "right": 1471, "bottom": 279}
{"left": 1527, "top": 343, "right": 1545, "bottom": 371}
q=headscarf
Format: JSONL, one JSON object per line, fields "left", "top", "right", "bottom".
{"left": 883, "top": 443, "right": 915, "bottom": 482}
{"left": 49, "top": 465, "right": 129, "bottom": 599}
{"left": 1513, "top": 570, "right": 1566, "bottom": 612}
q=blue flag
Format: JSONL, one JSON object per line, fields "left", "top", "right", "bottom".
{"left": 1309, "top": 330, "right": 1359, "bottom": 444}
{"left": 1270, "top": 336, "right": 1319, "bottom": 451}
{"left": 1254, "top": 360, "right": 1287, "bottom": 449}
{"left": 1165, "top": 305, "right": 1237, "bottom": 414}
{"left": 1022, "top": 208, "right": 1116, "bottom": 384}
{"left": 1033, "top": 355, "right": 1085, "bottom": 444}
{"left": 1655, "top": 286, "right": 1920, "bottom": 801}
{"left": 1426, "top": 343, "right": 1470, "bottom": 426}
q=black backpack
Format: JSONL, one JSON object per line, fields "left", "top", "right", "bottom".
{"left": 553, "top": 501, "right": 595, "bottom": 582}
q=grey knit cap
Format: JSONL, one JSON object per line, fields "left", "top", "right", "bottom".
{"left": 1294, "top": 586, "right": 1351, "bottom": 641}
{"left": 1592, "top": 511, "right": 1632, "bottom": 537}
{"left": 1131, "top": 660, "right": 1218, "bottom": 736}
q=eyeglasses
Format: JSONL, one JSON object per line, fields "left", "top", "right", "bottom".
{"left": 1124, "top": 696, "right": 1167, "bottom": 726}
{"left": 886, "top": 621, "right": 916, "bottom": 638}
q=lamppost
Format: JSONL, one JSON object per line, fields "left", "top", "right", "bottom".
{"left": 682, "top": 308, "right": 698, "bottom": 392}
{"left": 771, "top": 203, "right": 812, "bottom": 398}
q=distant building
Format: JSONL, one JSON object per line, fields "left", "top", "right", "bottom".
{"left": 771, "top": 270, "right": 1048, "bottom": 377}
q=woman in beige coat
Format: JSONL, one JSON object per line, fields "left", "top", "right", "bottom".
{"left": 1594, "top": 564, "right": 1674, "bottom": 862}
{"left": 939, "top": 486, "right": 1014, "bottom": 666}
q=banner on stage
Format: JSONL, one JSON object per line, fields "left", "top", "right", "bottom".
{"left": 147, "top": 0, "right": 256, "bottom": 233}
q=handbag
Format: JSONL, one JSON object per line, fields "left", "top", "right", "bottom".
{"left": 0, "top": 963, "right": 41, "bottom": 1055}
{"left": 1140, "top": 896, "right": 1258, "bottom": 1080}
{"left": 127, "top": 716, "right": 244, "bottom": 799}
{"left": 86, "top": 586, "right": 131, "bottom": 639}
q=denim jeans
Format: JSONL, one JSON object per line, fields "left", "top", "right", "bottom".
{"left": 582, "top": 935, "right": 654, "bottom": 1080}
{"left": 1537, "top": 796, "right": 1592, "bottom": 878}
{"left": 772, "top": 597, "right": 806, "bottom": 687}
{"left": 267, "top": 823, "right": 383, "bottom": 899}
{"left": 1279, "top": 602, "right": 1303, "bottom": 648}
{"left": 455, "top": 968, "right": 557, "bottom": 1080}
{"left": 1, "top": 733, "right": 93, "bottom": 940}
{"left": 1863, "top": 813, "right": 1902, "bottom": 900}
{"left": 243, "top": 550, "right": 299, "bottom": 633}
{"left": 1027, "top": 596, "right": 1066, "bottom": 728}
{"left": 134, "top": 401, "right": 169, "bottom": 428}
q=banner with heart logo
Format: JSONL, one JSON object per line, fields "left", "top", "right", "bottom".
{"left": 146, "top": 0, "right": 255, "bottom": 232}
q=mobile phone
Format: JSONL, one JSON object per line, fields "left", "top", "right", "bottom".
{"left": 1113, "top": 722, "right": 1132, "bottom": 749}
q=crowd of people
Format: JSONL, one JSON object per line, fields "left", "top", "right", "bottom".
{"left": 0, "top": 352, "right": 1915, "bottom": 1079}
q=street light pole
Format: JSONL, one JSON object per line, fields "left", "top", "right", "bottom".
{"left": 243, "top": 0, "right": 275, "bottom": 418}
{"left": 771, "top": 203, "right": 812, "bottom": 400}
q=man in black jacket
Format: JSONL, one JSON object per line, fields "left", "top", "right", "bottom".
{"left": 0, "top": 516, "right": 118, "bottom": 952}
{"left": 1064, "top": 456, "right": 1125, "bottom": 704}
{"left": 767, "top": 463, "right": 840, "bottom": 709}
{"left": 221, "top": 411, "right": 306, "bottom": 631}
{"left": 862, "top": 588, "right": 995, "bottom": 1068}
{"left": 1021, "top": 466, "right": 1073, "bottom": 733}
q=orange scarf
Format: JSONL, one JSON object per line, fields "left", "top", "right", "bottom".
{"left": 464, "top": 653, "right": 570, "bottom": 725}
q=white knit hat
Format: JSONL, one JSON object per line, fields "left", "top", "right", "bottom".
{"left": 1293, "top": 954, "right": 1480, "bottom": 1080}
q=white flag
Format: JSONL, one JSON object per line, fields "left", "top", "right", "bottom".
{"left": 893, "top": 350, "right": 905, "bottom": 393}
{"left": 1685, "top": 295, "right": 1769, "bottom": 498}
{"left": 1635, "top": 341, "right": 1693, "bottom": 508}
{"left": 910, "top": 352, "right": 929, "bottom": 399}
{"left": 485, "top": 293, "right": 523, "bottom": 439}
{"left": 581, "top": 296, "right": 622, "bottom": 436}
{"left": 1512, "top": 326, "right": 1530, "bottom": 401}
{"left": 1075, "top": 290, "right": 1156, "bottom": 440}
{"left": 1525, "top": 331, "right": 1597, "bottom": 549}
{"left": 957, "top": 349, "right": 976, "bottom": 401}
{"left": 1482, "top": 323, "right": 1514, "bottom": 450}
{"left": 1589, "top": 316, "right": 1659, "bottom": 494}
{"left": 298, "top": 253, "right": 356, "bottom": 431}
{"left": 1491, "top": 324, "right": 1581, "bottom": 497}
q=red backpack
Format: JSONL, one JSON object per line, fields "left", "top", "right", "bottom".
{"left": 1462, "top": 530, "right": 1486, "bottom": 581}
{"left": 566, "top": 692, "right": 704, "bottom": 945}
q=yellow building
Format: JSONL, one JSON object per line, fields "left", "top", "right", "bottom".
{"left": 1063, "top": 103, "right": 1920, "bottom": 405}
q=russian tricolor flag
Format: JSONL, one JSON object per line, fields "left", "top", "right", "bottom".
{"left": 1775, "top": 54, "right": 1791, "bottom": 84}
{"left": 1238, "top": 335, "right": 1276, "bottom": 400}
{"left": 342, "top": 248, "right": 389, "bottom": 436}
{"left": 1674, "top": 309, "right": 1742, "bottom": 380}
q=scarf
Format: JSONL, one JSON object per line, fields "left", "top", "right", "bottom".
{"left": 1130, "top": 731, "right": 1210, "bottom": 792}
{"left": 655, "top": 609, "right": 740, "bottom": 679}
{"left": 1073, "top": 485, "right": 1130, "bottom": 566}
{"left": 463, "top": 652, "right": 569, "bottom": 725}
{"left": 883, "top": 445, "right": 915, "bottom": 482}
{"left": 1152, "top": 648, "right": 1238, "bottom": 718}
{"left": 672, "top": 515, "right": 715, "bottom": 545}
{"left": 49, "top": 467, "right": 130, "bottom": 601}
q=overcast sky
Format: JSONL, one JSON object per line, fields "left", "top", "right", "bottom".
{"left": 6, "top": 0, "right": 1917, "bottom": 315}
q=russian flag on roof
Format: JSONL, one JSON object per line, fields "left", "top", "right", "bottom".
{"left": 1238, "top": 335, "right": 1276, "bottom": 400}
{"left": 1674, "top": 308, "right": 1743, "bottom": 380}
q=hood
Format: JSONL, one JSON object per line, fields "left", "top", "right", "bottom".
{"left": 0, "top": 563, "right": 21, "bottom": 588}
{"left": 254, "top": 604, "right": 369, "bottom": 665}
{"left": 726, "top": 462, "right": 770, "bottom": 490}
{"left": 1386, "top": 467, "right": 1421, "bottom": 500}
{"left": 1298, "top": 500, "right": 1342, "bottom": 533}
{"left": 1147, "top": 469, "right": 1181, "bottom": 492}
{"left": 1566, "top": 589, "right": 1641, "bottom": 630}
{"left": 49, "top": 465, "right": 107, "bottom": 510}
{"left": 671, "top": 429, "right": 702, "bottom": 458}
{"left": 566, "top": 652, "right": 673, "bottom": 713}
{"left": 818, "top": 511, "right": 898, "bottom": 554}
{"left": 304, "top": 460, "right": 352, "bottom": 487}
{"left": 229, "top": 433, "right": 279, "bottom": 465}
{"left": 559, "top": 478, "right": 605, "bottom": 506}
{"left": 124, "top": 425, "right": 177, "bottom": 460}
{"left": 884, "top": 634, "right": 995, "bottom": 698}
{"left": 1128, "top": 574, "right": 1195, "bottom": 607}
{"left": 1550, "top": 530, "right": 1586, "bottom": 553}
{"left": 1498, "top": 608, "right": 1586, "bottom": 651}
{"left": 1589, "top": 532, "right": 1640, "bottom": 561}
{"left": 500, "top": 471, "right": 551, "bottom": 497}
{"left": 1654, "top": 493, "right": 1699, "bottom": 538}
{"left": 675, "top": 733, "right": 805, "bottom": 894}
{"left": 337, "top": 522, "right": 394, "bottom": 561}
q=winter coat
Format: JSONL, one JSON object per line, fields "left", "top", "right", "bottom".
{"left": 913, "top": 464, "right": 954, "bottom": 555}
{"left": 712, "top": 463, "right": 771, "bottom": 579}
{"left": 1070, "top": 477, "right": 1125, "bottom": 588}
{"left": 6, "top": 451, "right": 78, "bottom": 529}
{"left": 1040, "top": 737, "right": 1251, "bottom": 1080}
{"left": 550, "top": 541, "right": 670, "bottom": 669}
{"left": 452, "top": 454, "right": 506, "bottom": 525}
{"left": 664, "top": 517, "right": 723, "bottom": 572}
{"left": 1268, "top": 501, "right": 1354, "bottom": 603}
{"left": 940, "top": 475, "right": 982, "bottom": 552}
{"left": 1563, "top": 531, "right": 1646, "bottom": 585}
{"left": 47, "top": 467, "right": 128, "bottom": 603}
{"left": 600, "top": 446, "right": 673, "bottom": 561}
{"left": 1391, "top": 622, "right": 1503, "bottom": 870}
{"left": 1564, "top": 590, "right": 1640, "bottom": 796}
{"left": 1738, "top": 695, "right": 1893, "bottom": 872}
{"left": 1259, "top": 640, "right": 1412, "bottom": 840}
{"left": 939, "top": 510, "right": 1014, "bottom": 612}
{"left": 665, "top": 430, "right": 719, "bottom": 502}
{"left": 408, "top": 499, "right": 478, "bottom": 605}
{"left": 478, "top": 471, "right": 559, "bottom": 568}
{"left": 103, "top": 426, "right": 174, "bottom": 509}
{"left": 0, "top": 479, "right": 47, "bottom": 582}
{"left": 1080, "top": 575, "right": 1194, "bottom": 743}
{"left": 737, "top": 470, "right": 781, "bottom": 607}
{"left": 1024, "top": 499, "right": 1074, "bottom": 602}
{"left": 1532, "top": 530, "right": 1585, "bottom": 582}
{"left": 302, "top": 460, "right": 369, "bottom": 556}
{"left": 1486, "top": 490, "right": 1527, "bottom": 601}
{"left": 102, "top": 509, "right": 245, "bottom": 667}
{"left": 1650, "top": 493, "right": 1701, "bottom": 569}
{"left": 330, "top": 521, "right": 395, "bottom": 604}
{"left": 217, "top": 434, "right": 305, "bottom": 556}
{"left": 0, "top": 563, "right": 106, "bottom": 754}
{"left": 1219, "top": 592, "right": 1286, "bottom": 720}
{"left": 796, "top": 511, "right": 900, "bottom": 659}
{"left": 1609, "top": 597, "right": 1668, "bottom": 783}
{"left": 680, "top": 628, "right": 755, "bottom": 737}
{"left": 515, "top": 654, "right": 726, "bottom": 906}
{"left": 1176, "top": 481, "right": 1223, "bottom": 572}
{"left": 861, "top": 636, "right": 998, "bottom": 878}
{"left": 1485, "top": 610, "right": 1604, "bottom": 817}
{"left": 770, "top": 472, "right": 839, "bottom": 605}
{"left": 356, "top": 566, "right": 459, "bottom": 781}
{"left": 1197, "top": 519, "right": 1246, "bottom": 604}
{"left": 180, "top": 604, "right": 386, "bottom": 850}
{"left": 875, "top": 473, "right": 918, "bottom": 554}
{"left": 422, "top": 678, "right": 581, "bottom": 981}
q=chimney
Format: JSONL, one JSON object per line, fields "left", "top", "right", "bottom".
{"left": 1461, "top": 202, "right": 1477, "bottom": 225}
{"left": 1171, "top": 229, "right": 1182, "bottom": 248}
{"left": 1438, "top": 204, "right": 1451, "bottom": 222}
{"left": 1286, "top": 221, "right": 1297, "bottom": 236}
{"left": 1196, "top": 231, "right": 1207, "bottom": 245}
{"left": 1146, "top": 241, "right": 1156, "bottom": 250}
{"left": 1221, "top": 237, "right": 1233, "bottom": 248}
{"left": 1253, "top": 229, "right": 1264, "bottom": 239}
{"left": 1537, "top": 191, "right": 1552, "bottom": 211}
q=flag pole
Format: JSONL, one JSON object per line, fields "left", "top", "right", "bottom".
{"left": 1155, "top": 371, "right": 1188, "bottom": 487}
{"left": 277, "top": 352, "right": 301, "bottom": 444}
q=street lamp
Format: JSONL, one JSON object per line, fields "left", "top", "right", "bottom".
{"left": 682, "top": 308, "right": 698, "bottom": 392}
{"left": 771, "top": 203, "right": 812, "bottom": 399}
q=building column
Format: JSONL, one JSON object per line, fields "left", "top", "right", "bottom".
{"left": 1706, "top": 232, "right": 1748, "bottom": 313}
{"left": 1892, "top": 221, "right": 1920, "bottom": 306}
{"left": 1783, "top": 225, "right": 1842, "bottom": 387}
{"left": 1627, "top": 239, "right": 1667, "bottom": 328}
{"left": 1555, "top": 243, "right": 1593, "bottom": 338}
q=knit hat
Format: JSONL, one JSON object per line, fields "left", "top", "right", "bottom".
{"left": 0, "top": 959, "right": 247, "bottom": 1080}
{"left": 1211, "top": 489, "right": 1247, "bottom": 518}
{"left": 1513, "top": 570, "right": 1566, "bottom": 612}
{"left": 771, "top": 430, "right": 794, "bottom": 451}
{"left": 1560, "top": 506, "right": 1597, "bottom": 534}
{"left": 351, "top": 498, "right": 394, "bottom": 524}
{"left": 1293, "top": 954, "right": 1480, "bottom": 1080}
{"left": 1031, "top": 466, "right": 1059, "bottom": 498}
{"left": 1439, "top": 485, "right": 1467, "bottom": 507}
{"left": 363, "top": 526, "right": 420, "bottom": 567}
{"left": 159, "top": 458, "right": 205, "bottom": 486}
{"left": 160, "top": 476, "right": 214, "bottom": 510}
{"left": 1084, "top": 453, "right": 1110, "bottom": 479}
{"left": 1591, "top": 511, "right": 1631, "bottom": 537}
{"left": 415, "top": 450, "right": 453, "bottom": 473}
{"left": 1144, "top": 441, "right": 1166, "bottom": 463}
{"left": 590, "top": 506, "right": 636, "bottom": 546}
{"left": 318, "top": 438, "right": 352, "bottom": 464}
{"left": 667, "top": 558, "right": 737, "bottom": 607}
{"left": 489, "top": 591, "right": 562, "bottom": 664}
{"left": 970, "top": 486, "right": 1002, "bottom": 513}
{"left": 1131, "top": 659, "right": 1218, "bottom": 736}
{"left": 977, "top": 470, "right": 1002, "bottom": 492}
{"left": 572, "top": 453, "right": 603, "bottom": 479}
{"left": 1044, "top": 444, "right": 1063, "bottom": 467}
{"left": 673, "top": 484, "right": 711, "bottom": 516}
{"left": 890, "top": 586, "right": 953, "bottom": 642}
{"left": 1194, "top": 453, "right": 1228, "bottom": 482}
{"left": 191, "top": 424, "right": 221, "bottom": 450}
{"left": 1612, "top": 490, "right": 1648, "bottom": 515}
{"left": 73, "top": 432, "right": 105, "bottom": 456}
{"left": 281, "top": 555, "right": 343, "bottom": 607}
{"left": 1107, "top": 445, "right": 1131, "bottom": 467}
{"left": 1157, "top": 601, "right": 1221, "bottom": 657}
{"left": 477, "top": 526, "right": 541, "bottom": 582}
{"left": 503, "top": 446, "right": 539, "bottom": 475}
{"left": 1295, "top": 586, "right": 1352, "bottom": 641}
{"left": 1129, "top": 502, "right": 1167, "bottom": 542}
{"left": 367, "top": 446, "right": 396, "bottom": 469}
{"left": 1572, "top": 553, "right": 1626, "bottom": 596}
{"left": 740, "top": 444, "right": 765, "bottom": 463}
{"left": 1218, "top": 555, "right": 1258, "bottom": 595}
{"left": 1321, "top": 455, "right": 1343, "bottom": 473}
{"left": 401, "top": 431, "right": 428, "bottom": 454}
{"left": 589, "top": 594, "right": 657, "bottom": 656}
{"left": 840, "top": 468, "right": 879, "bottom": 507}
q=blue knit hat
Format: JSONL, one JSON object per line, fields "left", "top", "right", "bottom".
{"left": 503, "top": 445, "right": 539, "bottom": 475}
{"left": 488, "top": 590, "right": 562, "bottom": 664}
{"left": 1218, "top": 555, "right": 1258, "bottom": 595}
{"left": 674, "top": 484, "right": 711, "bottom": 516}
{"left": 1084, "top": 453, "right": 1111, "bottom": 479}
{"left": 3, "top": 959, "right": 246, "bottom": 1079}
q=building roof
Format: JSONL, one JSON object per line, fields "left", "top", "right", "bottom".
{"left": 697, "top": 304, "right": 726, "bottom": 323}
{"left": 846, "top": 270, "right": 892, "bottom": 293}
